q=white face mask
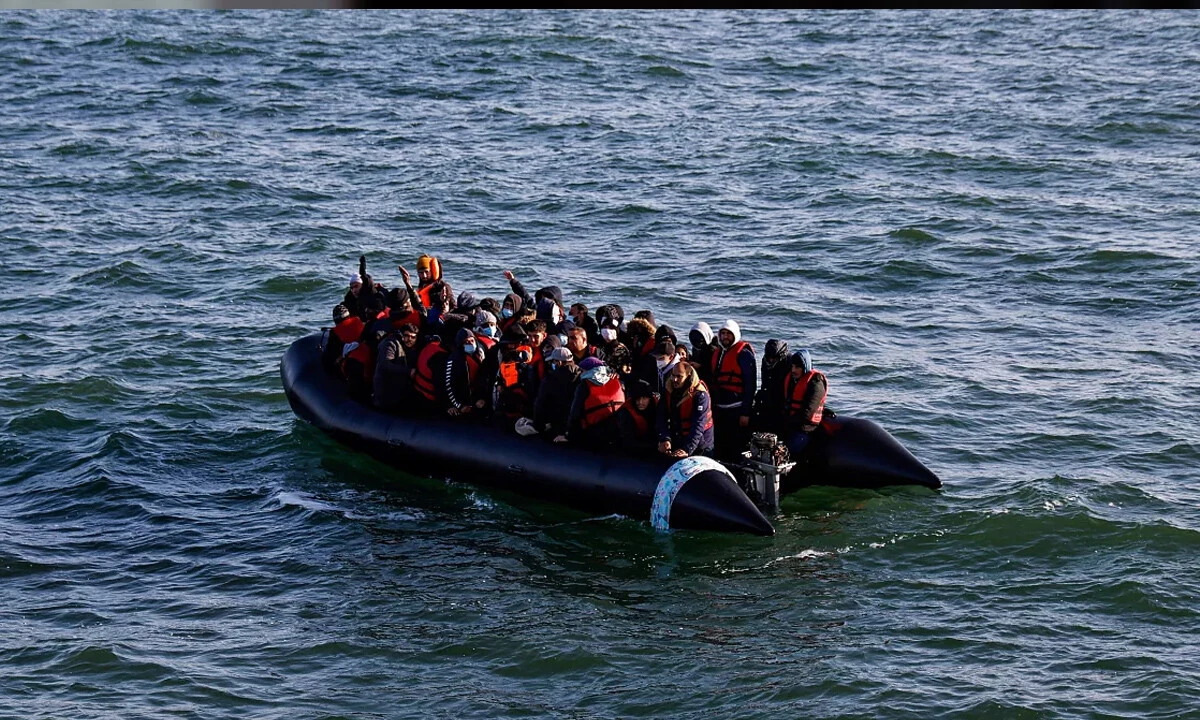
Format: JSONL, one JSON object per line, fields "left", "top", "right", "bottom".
{"left": 600, "top": 327, "right": 617, "bottom": 342}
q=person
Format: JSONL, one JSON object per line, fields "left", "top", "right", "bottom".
{"left": 531, "top": 347, "right": 578, "bottom": 442}
{"left": 565, "top": 325, "right": 604, "bottom": 364}
{"left": 499, "top": 289, "right": 527, "bottom": 334}
{"left": 633, "top": 309, "right": 656, "bottom": 330}
{"left": 492, "top": 325, "right": 540, "bottom": 429}
{"left": 780, "top": 349, "right": 828, "bottom": 457}
{"left": 387, "top": 265, "right": 426, "bottom": 332}
{"left": 709, "top": 319, "right": 756, "bottom": 461}
{"left": 324, "top": 303, "right": 372, "bottom": 400}
{"left": 688, "top": 321, "right": 715, "bottom": 388}
{"left": 616, "top": 378, "right": 658, "bottom": 456}
{"left": 597, "top": 313, "right": 632, "bottom": 380}
{"left": 443, "top": 328, "right": 486, "bottom": 417}
{"left": 656, "top": 361, "right": 714, "bottom": 458}
{"left": 567, "top": 357, "right": 624, "bottom": 450}
{"left": 752, "top": 339, "right": 790, "bottom": 431}
{"left": 569, "top": 303, "right": 601, "bottom": 346}
{"left": 474, "top": 310, "right": 500, "bottom": 351}
{"left": 624, "top": 317, "right": 658, "bottom": 392}
{"left": 411, "top": 333, "right": 449, "bottom": 413}
{"left": 524, "top": 319, "right": 549, "bottom": 379}
{"left": 373, "top": 322, "right": 420, "bottom": 412}
{"left": 501, "top": 270, "right": 537, "bottom": 317}
{"left": 352, "top": 255, "right": 388, "bottom": 323}
{"left": 415, "top": 254, "right": 451, "bottom": 311}
{"left": 342, "top": 273, "right": 365, "bottom": 320}
{"left": 652, "top": 324, "right": 682, "bottom": 391}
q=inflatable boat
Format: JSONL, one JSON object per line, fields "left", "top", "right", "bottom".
{"left": 281, "top": 333, "right": 940, "bottom": 536}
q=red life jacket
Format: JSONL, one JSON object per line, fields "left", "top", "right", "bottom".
{"left": 390, "top": 308, "right": 421, "bottom": 330}
{"left": 784, "top": 369, "right": 827, "bottom": 426}
{"left": 413, "top": 340, "right": 446, "bottom": 402}
{"left": 628, "top": 402, "right": 652, "bottom": 438}
{"left": 580, "top": 377, "right": 625, "bottom": 429}
{"left": 332, "top": 317, "right": 371, "bottom": 377}
{"left": 668, "top": 381, "right": 714, "bottom": 440}
{"left": 711, "top": 340, "right": 751, "bottom": 397}
{"left": 332, "top": 316, "right": 365, "bottom": 344}
{"left": 477, "top": 334, "right": 497, "bottom": 352}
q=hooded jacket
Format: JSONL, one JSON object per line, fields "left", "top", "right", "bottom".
{"left": 753, "top": 338, "right": 790, "bottom": 430}
{"left": 444, "top": 328, "right": 485, "bottom": 411}
{"left": 710, "top": 319, "right": 757, "bottom": 413}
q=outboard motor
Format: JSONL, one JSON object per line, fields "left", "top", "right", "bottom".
{"left": 734, "top": 432, "right": 795, "bottom": 513}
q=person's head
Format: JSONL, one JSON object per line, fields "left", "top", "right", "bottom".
{"left": 569, "top": 303, "right": 588, "bottom": 324}
{"left": 625, "top": 317, "right": 655, "bottom": 346}
{"left": 502, "top": 292, "right": 522, "bottom": 319}
{"left": 525, "top": 319, "right": 547, "bottom": 349}
{"left": 547, "top": 347, "right": 573, "bottom": 371}
{"left": 475, "top": 310, "right": 499, "bottom": 339}
{"left": 348, "top": 274, "right": 363, "bottom": 296}
{"left": 668, "top": 359, "right": 695, "bottom": 391}
{"left": 398, "top": 323, "right": 419, "bottom": 349}
{"left": 458, "top": 328, "right": 478, "bottom": 355}
{"left": 717, "top": 319, "right": 740, "bottom": 349}
{"left": 389, "top": 287, "right": 411, "bottom": 312}
{"left": 457, "top": 291, "right": 480, "bottom": 314}
{"left": 634, "top": 309, "right": 656, "bottom": 329}
{"left": 629, "top": 378, "right": 655, "bottom": 411}
{"left": 480, "top": 297, "right": 501, "bottom": 318}
{"left": 416, "top": 254, "right": 440, "bottom": 284}
{"left": 654, "top": 325, "right": 678, "bottom": 359}
{"left": 536, "top": 297, "right": 563, "bottom": 326}
{"left": 566, "top": 326, "right": 588, "bottom": 355}
{"left": 333, "top": 303, "right": 351, "bottom": 323}
{"left": 763, "top": 339, "right": 789, "bottom": 369}
{"left": 789, "top": 349, "right": 813, "bottom": 379}
{"left": 689, "top": 321, "right": 713, "bottom": 351}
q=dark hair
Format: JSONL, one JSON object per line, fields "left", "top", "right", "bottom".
{"left": 525, "top": 319, "right": 547, "bottom": 334}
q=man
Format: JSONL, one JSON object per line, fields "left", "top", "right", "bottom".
{"left": 567, "top": 357, "right": 624, "bottom": 450}
{"left": 532, "top": 347, "right": 579, "bottom": 443}
{"left": 752, "top": 338, "right": 790, "bottom": 431}
{"left": 569, "top": 303, "right": 601, "bottom": 346}
{"left": 688, "top": 321, "right": 715, "bottom": 388}
{"left": 709, "top": 319, "right": 756, "bottom": 461}
{"left": 652, "top": 324, "right": 682, "bottom": 392}
{"left": 443, "top": 328, "right": 486, "bottom": 417}
{"left": 616, "top": 378, "right": 658, "bottom": 456}
{"left": 415, "top": 254, "right": 450, "bottom": 311}
{"left": 565, "top": 325, "right": 604, "bottom": 365}
{"left": 780, "top": 349, "right": 828, "bottom": 457}
{"left": 373, "top": 323, "right": 420, "bottom": 412}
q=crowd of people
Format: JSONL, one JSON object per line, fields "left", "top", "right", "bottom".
{"left": 320, "top": 254, "right": 829, "bottom": 464}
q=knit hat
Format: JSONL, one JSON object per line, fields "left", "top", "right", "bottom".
{"left": 457, "top": 291, "right": 479, "bottom": 312}
{"left": 349, "top": 273, "right": 362, "bottom": 286}
{"left": 416, "top": 255, "right": 432, "bottom": 272}
{"left": 579, "top": 356, "right": 604, "bottom": 371}
{"left": 628, "top": 378, "right": 655, "bottom": 399}
{"left": 475, "top": 310, "right": 498, "bottom": 327}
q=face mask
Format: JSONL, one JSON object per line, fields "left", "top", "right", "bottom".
{"left": 657, "top": 355, "right": 672, "bottom": 369}
{"left": 600, "top": 328, "right": 617, "bottom": 342}
{"left": 558, "top": 334, "right": 569, "bottom": 347}
{"left": 479, "top": 325, "right": 498, "bottom": 338}
{"left": 501, "top": 308, "right": 513, "bottom": 319}
{"left": 548, "top": 361, "right": 559, "bottom": 371}
{"left": 463, "top": 343, "right": 477, "bottom": 355}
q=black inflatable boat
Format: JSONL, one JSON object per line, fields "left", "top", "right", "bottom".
{"left": 281, "top": 333, "right": 940, "bottom": 536}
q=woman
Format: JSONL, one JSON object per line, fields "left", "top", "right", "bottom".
{"left": 656, "top": 361, "right": 714, "bottom": 458}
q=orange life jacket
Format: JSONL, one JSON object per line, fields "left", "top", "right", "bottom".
{"left": 667, "top": 381, "right": 714, "bottom": 440}
{"left": 784, "top": 369, "right": 827, "bottom": 426}
{"left": 413, "top": 340, "right": 446, "bottom": 402}
{"left": 711, "top": 340, "right": 751, "bottom": 397}
{"left": 580, "top": 377, "right": 625, "bottom": 429}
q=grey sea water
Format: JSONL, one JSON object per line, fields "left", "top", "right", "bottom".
{"left": 1, "top": 9, "right": 1198, "bottom": 719}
